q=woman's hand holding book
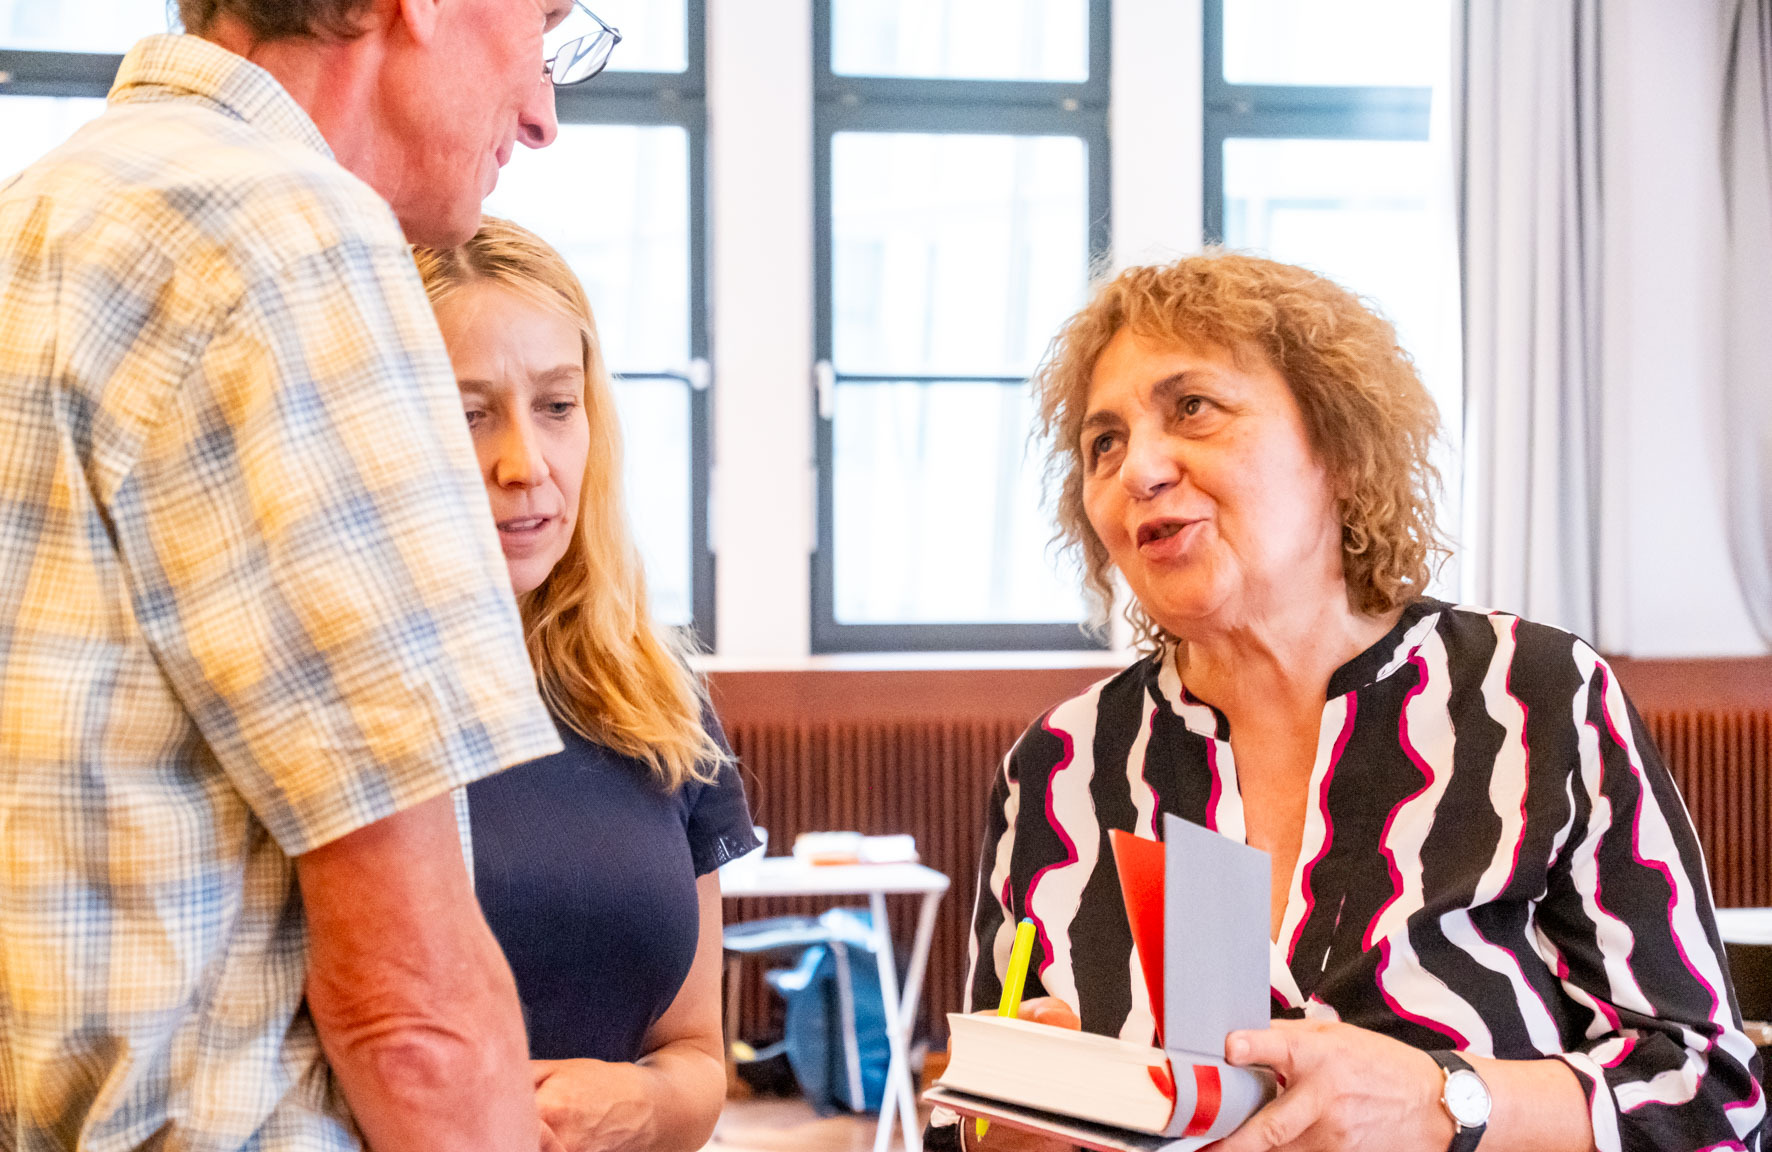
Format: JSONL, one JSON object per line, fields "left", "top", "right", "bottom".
{"left": 1009, "top": 997, "right": 1080, "bottom": 1031}
{"left": 960, "top": 998, "right": 1083, "bottom": 1152}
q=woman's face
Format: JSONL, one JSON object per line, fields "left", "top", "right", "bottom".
{"left": 1079, "top": 327, "right": 1344, "bottom": 639}
{"left": 434, "top": 281, "right": 590, "bottom": 597}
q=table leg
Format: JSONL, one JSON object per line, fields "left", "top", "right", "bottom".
{"left": 724, "top": 953, "right": 742, "bottom": 1056}
{"left": 897, "top": 891, "right": 943, "bottom": 1037}
{"left": 869, "top": 892, "right": 924, "bottom": 1152}
{"left": 831, "top": 942, "right": 867, "bottom": 1111}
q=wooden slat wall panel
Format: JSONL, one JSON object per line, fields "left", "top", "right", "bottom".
{"left": 1643, "top": 710, "right": 1772, "bottom": 909}
{"left": 721, "top": 705, "right": 1772, "bottom": 1048}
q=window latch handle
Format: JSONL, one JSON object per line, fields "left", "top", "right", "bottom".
{"left": 814, "top": 360, "right": 836, "bottom": 421}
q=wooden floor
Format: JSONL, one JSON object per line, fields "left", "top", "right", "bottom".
{"left": 706, "top": 1096, "right": 933, "bottom": 1152}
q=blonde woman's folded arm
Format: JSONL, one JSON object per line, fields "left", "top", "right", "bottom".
{"left": 530, "top": 871, "right": 729, "bottom": 1152}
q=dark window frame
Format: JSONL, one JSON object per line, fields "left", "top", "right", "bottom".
{"left": 1201, "top": 0, "right": 1434, "bottom": 244}
{"left": 810, "top": 0, "right": 1113, "bottom": 654}
{"left": 0, "top": 49, "right": 122, "bottom": 96}
{"left": 1, "top": 5, "right": 716, "bottom": 646}
{"left": 553, "top": 5, "right": 715, "bottom": 647}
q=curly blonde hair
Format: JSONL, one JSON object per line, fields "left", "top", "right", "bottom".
{"left": 1035, "top": 251, "right": 1446, "bottom": 647}
{"left": 414, "top": 217, "right": 723, "bottom": 791}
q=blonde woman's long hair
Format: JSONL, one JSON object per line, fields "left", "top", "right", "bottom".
{"left": 415, "top": 217, "right": 722, "bottom": 790}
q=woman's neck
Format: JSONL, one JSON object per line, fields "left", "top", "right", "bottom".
{"left": 1178, "top": 592, "right": 1404, "bottom": 724}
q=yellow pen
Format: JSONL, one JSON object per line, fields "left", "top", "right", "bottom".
{"left": 977, "top": 918, "right": 1039, "bottom": 1141}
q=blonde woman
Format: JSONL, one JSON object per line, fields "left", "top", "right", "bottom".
{"left": 415, "top": 218, "right": 757, "bottom": 1152}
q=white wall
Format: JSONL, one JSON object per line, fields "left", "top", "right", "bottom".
{"left": 707, "top": 0, "right": 816, "bottom": 660}
{"left": 1597, "top": 0, "right": 1768, "bottom": 657}
{"left": 1111, "top": 0, "right": 1204, "bottom": 269}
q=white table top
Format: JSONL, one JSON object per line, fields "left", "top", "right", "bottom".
{"left": 718, "top": 856, "right": 951, "bottom": 898}
{"left": 1717, "top": 908, "right": 1772, "bottom": 945}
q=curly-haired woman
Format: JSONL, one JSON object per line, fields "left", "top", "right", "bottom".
{"left": 936, "top": 253, "right": 1764, "bottom": 1152}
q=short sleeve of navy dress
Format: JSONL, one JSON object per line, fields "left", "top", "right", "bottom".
{"left": 468, "top": 709, "right": 760, "bottom": 1061}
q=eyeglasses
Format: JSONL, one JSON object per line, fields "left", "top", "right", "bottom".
{"left": 545, "top": 2, "right": 622, "bottom": 87}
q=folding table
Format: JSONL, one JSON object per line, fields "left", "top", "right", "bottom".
{"left": 720, "top": 857, "right": 951, "bottom": 1152}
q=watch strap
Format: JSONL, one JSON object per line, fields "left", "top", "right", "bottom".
{"left": 1428, "top": 1050, "right": 1488, "bottom": 1152}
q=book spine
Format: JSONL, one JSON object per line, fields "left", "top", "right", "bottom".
{"left": 1156, "top": 1057, "right": 1278, "bottom": 1141}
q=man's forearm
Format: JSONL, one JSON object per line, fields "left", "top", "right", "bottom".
{"left": 299, "top": 793, "right": 536, "bottom": 1152}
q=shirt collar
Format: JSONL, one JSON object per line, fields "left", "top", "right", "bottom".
{"left": 1324, "top": 596, "right": 1446, "bottom": 699}
{"left": 108, "top": 33, "right": 334, "bottom": 160}
{"left": 1147, "top": 596, "right": 1448, "bottom": 740}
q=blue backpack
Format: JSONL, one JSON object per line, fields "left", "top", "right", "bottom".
{"left": 763, "top": 908, "right": 891, "bottom": 1114}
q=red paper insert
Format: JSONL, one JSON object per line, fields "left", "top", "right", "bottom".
{"left": 1109, "top": 829, "right": 1167, "bottom": 1045}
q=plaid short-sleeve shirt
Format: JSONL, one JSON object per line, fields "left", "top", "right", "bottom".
{"left": 0, "top": 35, "right": 561, "bottom": 1151}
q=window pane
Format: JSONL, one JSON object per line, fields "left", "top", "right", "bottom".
{"left": 613, "top": 376, "right": 693, "bottom": 627}
{"left": 832, "top": 0, "right": 1088, "bottom": 82}
{"left": 592, "top": 0, "right": 687, "bottom": 74}
{"left": 1221, "top": 136, "right": 1460, "bottom": 444}
{"left": 485, "top": 123, "right": 689, "bottom": 373}
{"left": 483, "top": 124, "right": 695, "bottom": 628}
{"left": 0, "top": 95, "right": 106, "bottom": 179}
{"left": 833, "top": 381, "right": 1084, "bottom": 625}
{"left": 832, "top": 132, "right": 1087, "bottom": 377}
{"left": 0, "top": 0, "right": 170, "bottom": 51}
{"left": 1222, "top": 0, "right": 1449, "bottom": 88}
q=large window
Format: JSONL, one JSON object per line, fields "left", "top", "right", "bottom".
{"left": 1204, "top": 0, "right": 1462, "bottom": 559}
{"left": 0, "top": 1, "right": 168, "bottom": 172}
{"left": 486, "top": 0, "right": 713, "bottom": 643}
{"left": 0, "top": 1, "right": 715, "bottom": 645}
{"left": 812, "top": 0, "right": 1110, "bottom": 653}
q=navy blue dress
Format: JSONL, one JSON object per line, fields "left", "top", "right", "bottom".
{"left": 468, "top": 713, "right": 760, "bottom": 1061}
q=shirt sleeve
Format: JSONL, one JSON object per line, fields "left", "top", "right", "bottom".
{"left": 1539, "top": 646, "right": 1765, "bottom": 1152}
{"left": 112, "top": 233, "right": 561, "bottom": 856}
{"left": 928, "top": 716, "right": 1067, "bottom": 1148}
{"left": 685, "top": 708, "right": 761, "bottom": 875}
{"left": 963, "top": 715, "right": 1070, "bottom": 1017}
{"left": 965, "top": 739, "right": 1018, "bottom": 1018}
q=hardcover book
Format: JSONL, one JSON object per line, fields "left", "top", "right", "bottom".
{"left": 928, "top": 814, "right": 1278, "bottom": 1150}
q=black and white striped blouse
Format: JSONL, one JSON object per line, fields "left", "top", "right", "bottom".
{"left": 962, "top": 598, "right": 1765, "bottom": 1152}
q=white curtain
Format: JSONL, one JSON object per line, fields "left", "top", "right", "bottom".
{"left": 1455, "top": 0, "right": 1603, "bottom": 640}
{"left": 1722, "top": 0, "right": 1772, "bottom": 644}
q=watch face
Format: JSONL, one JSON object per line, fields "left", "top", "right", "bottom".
{"left": 1444, "top": 1069, "right": 1492, "bottom": 1127}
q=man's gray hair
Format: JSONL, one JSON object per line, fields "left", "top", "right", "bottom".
{"left": 176, "top": 0, "right": 376, "bottom": 40}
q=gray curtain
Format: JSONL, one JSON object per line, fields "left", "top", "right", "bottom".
{"left": 1722, "top": 0, "right": 1772, "bottom": 644}
{"left": 1455, "top": 0, "right": 1604, "bottom": 640}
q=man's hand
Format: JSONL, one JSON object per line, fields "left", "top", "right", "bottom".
{"left": 1214, "top": 1019, "right": 1453, "bottom": 1152}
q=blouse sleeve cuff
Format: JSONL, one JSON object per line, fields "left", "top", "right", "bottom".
{"left": 923, "top": 1107, "right": 964, "bottom": 1152}
{"left": 1555, "top": 1050, "right": 1623, "bottom": 1152}
{"left": 692, "top": 825, "right": 763, "bottom": 876}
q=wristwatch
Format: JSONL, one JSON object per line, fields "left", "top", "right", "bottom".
{"left": 1428, "top": 1050, "right": 1491, "bottom": 1152}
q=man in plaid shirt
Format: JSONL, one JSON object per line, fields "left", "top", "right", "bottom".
{"left": 0, "top": 2, "right": 584, "bottom": 1149}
